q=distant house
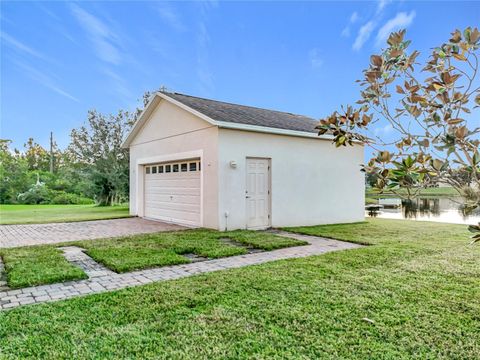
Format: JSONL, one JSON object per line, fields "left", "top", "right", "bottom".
{"left": 122, "top": 92, "right": 364, "bottom": 230}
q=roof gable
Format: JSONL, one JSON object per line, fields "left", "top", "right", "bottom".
{"left": 122, "top": 91, "right": 324, "bottom": 148}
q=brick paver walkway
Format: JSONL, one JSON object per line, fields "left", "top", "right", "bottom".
{"left": 0, "top": 257, "right": 7, "bottom": 292}
{"left": 0, "top": 231, "right": 362, "bottom": 310}
{"left": 0, "top": 218, "right": 185, "bottom": 248}
{"left": 59, "top": 246, "right": 115, "bottom": 278}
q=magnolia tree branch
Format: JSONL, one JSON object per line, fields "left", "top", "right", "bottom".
{"left": 317, "top": 27, "right": 480, "bottom": 214}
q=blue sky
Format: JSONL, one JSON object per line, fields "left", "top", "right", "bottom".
{"left": 1, "top": 0, "right": 479, "bottom": 150}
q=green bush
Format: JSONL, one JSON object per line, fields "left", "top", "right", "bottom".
{"left": 17, "top": 184, "right": 94, "bottom": 205}
{"left": 50, "top": 191, "right": 94, "bottom": 205}
{"left": 17, "top": 184, "right": 51, "bottom": 204}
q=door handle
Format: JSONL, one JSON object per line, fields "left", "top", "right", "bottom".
{"left": 246, "top": 196, "right": 251, "bottom": 199}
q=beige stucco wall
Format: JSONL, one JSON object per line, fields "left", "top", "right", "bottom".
{"left": 129, "top": 99, "right": 219, "bottom": 229}
{"left": 217, "top": 128, "right": 365, "bottom": 230}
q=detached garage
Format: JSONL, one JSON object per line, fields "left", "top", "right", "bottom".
{"left": 122, "top": 91, "right": 364, "bottom": 230}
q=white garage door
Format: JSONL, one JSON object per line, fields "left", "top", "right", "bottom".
{"left": 144, "top": 159, "right": 201, "bottom": 226}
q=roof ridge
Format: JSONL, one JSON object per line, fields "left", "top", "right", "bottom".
{"left": 160, "top": 91, "right": 317, "bottom": 121}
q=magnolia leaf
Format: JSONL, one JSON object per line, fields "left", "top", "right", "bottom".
{"left": 447, "top": 118, "right": 464, "bottom": 125}
{"left": 433, "top": 83, "right": 445, "bottom": 92}
{"left": 452, "top": 52, "right": 467, "bottom": 61}
{"left": 455, "top": 126, "right": 468, "bottom": 138}
{"left": 390, "top": 49, "right": 403, "bottom": 58}
{"left": 468, "top": 27, "right": 480, "bottom": 44}
{"left": 432, "top": 159, "right": 444, "bottom": 171}
{"left": 378, "top": 151, "right": 392, "bottom": 163}
{"left": 472, "top": 151, "right": 480, "bottom": 165}
{"left": 370, "top": 55, "right": 383, "bottom": 67}
{"left": 468, "top": 223, "right": 480, "bottom": 233}
{"left": 450, "top": 30, "right": 462, "bottom": 43}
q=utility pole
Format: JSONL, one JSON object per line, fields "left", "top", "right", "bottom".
{"left": 49, "top": 131, "right": 54, "bottom": 173}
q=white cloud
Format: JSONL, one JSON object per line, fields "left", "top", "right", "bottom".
{"left": 1, "top": 32, "right": 49, "bottom": 61}
{"left": 353, "top": 21, "right": 375, "bottom": 51}
{"left": 156, "top": 3, "right": 187, "bottom": 32}
{"left": 70, "top": 4, "right": 122, "bottom": 64}
{"left": 376, "top": 0, "right": 392, "bottom": 14}
{"left": 374, "top": 124, "right": 393, "bottom": 136}
{"left": 101, "top": 68, "right": 133, "bottom": 99}
{"left": 196, "top": 21, "right": 213, "bottom": 94}
{"left": 194, "top": 1, "right": 217, "bottom": 95}
{"left": 341, "top": 11, "right": 359, "bottom": 38}
{"left": 376, "top": 11, "right": 416, "bottom": 46}
{"left": 350, "top": 11, "right": 359, "bottom": 23}
{"left": 14, "top": 61, "right": 79, "bottom": 102}
{"left": 309, "top": 48, "right": 323, "bottom": 69}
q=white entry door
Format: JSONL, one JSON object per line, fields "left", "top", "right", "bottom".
{"left": 144, "top": 159, "right": 201, "bottom": 226}
{"left": 246, "top": 158, "right": 271, "bottom": 229}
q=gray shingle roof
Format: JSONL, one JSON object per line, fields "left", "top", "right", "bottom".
{"left": 162, "top": 92, "right": 319, "bottom": 133}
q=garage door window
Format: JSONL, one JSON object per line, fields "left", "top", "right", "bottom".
{"left": 146, "top": 160, "right": 200, "bottom": 175}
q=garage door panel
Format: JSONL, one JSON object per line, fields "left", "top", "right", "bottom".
{"left": 145, "top": 178, "right": 200, "bottom": 188}
{"left": 144, "top": 159, "right": 201, "bottom": 226}
{"left": 144, "top": 200, "right": 200, "bottom": 213}
{"left": 145, "top": 208, "right": 200, "bottom": 224}
{"left": 145, "top": 187, "right": 200, "bottom": 196}
{"left": 144, "top": 194, "right": 200, "bottom": 204}
{"left": 145, "top": 179, "right": 200, "bottom": 189}
{"left": 144, "top": 187, "right": 200, "bottom": 193}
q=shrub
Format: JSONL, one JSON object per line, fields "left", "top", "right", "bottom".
{"left": 50, "top": 191, "right": 94, "bottom": 205}
{"left": 17, "top": 183, "right": 51, "bottom": 204}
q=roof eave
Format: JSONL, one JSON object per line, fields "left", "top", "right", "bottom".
{"left": 216, "top": 121, "right": 336, "bottom": 141}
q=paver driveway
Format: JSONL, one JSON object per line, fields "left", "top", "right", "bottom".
{"left": 0, "top": 218, "right": 185, "bottom": 248}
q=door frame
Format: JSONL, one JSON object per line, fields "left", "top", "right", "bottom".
{"left": 245, "top": 157, "right": 272, "bottom": 229}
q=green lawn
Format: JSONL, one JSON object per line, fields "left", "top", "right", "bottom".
{"left": 0, "top": 246, "right": 88, "bottom": 289}
{"left": 366, "top": 186, "right": 459, "bottom": 198}
{"left": 0, "top": 230, "right": 306, "bottom": 287}
{"left": 0, "top": 204, "right": 130, "bottom": 224}
{"left": 76, "top": 229, "right": 303, "bottom": 273}
{"left": 1, "top": 219, "right": 478, "bottom": 358}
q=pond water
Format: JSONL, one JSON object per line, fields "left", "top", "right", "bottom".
{"left": 366, "top": 196, "right": 480, "bottom": 225}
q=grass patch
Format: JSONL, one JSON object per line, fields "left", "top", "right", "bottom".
{"left": 75, "top": 229, "right": 306, "bottom": 273}
{"left": 366, "top": 186, "right": 459, "bottom": 198}
{"left": 0, "top": 219, "right": 478, "bottom": 358}
{"left": 226, "top": 230, "right": 305, "bottom": 250}
{"left": 0, "top": 246, "right": 87, "bottom": 289}
{"left": 283, "top": 218, "right": 466, "bottom": 246}
{"left": 0, "top": 230, "right": 306, "bottom": 284}
{"left": 365, "top": 197, "right": 378, "bottom": 205}
{"left": 0, "top": 204, "right": 130, "bottom": 225}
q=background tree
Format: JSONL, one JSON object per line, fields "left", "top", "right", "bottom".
{"left": 0, "top": 140, "right": 29, "bottom": 203}
{"left": 24, "top": 138, "right": 50, "bottom": 172}
{"left": 68, "top": 109, "right": 132, "bottom": 205}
